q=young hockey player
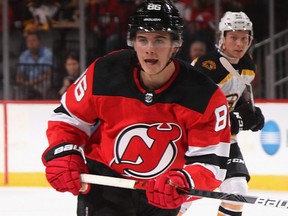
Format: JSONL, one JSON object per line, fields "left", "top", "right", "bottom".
{"left": 178, "top": 11, "right": 265, "bottom": 216}
{"left": 41, "top": 1, "right": 231, "bottom": 215}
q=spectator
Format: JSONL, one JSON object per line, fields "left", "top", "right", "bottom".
{"left": 117, "top": 0, "right": 138, "bottom": 48}
{"left": 58, "top": 0, "right": 81, "bottom": 22}
{"left": 58, "top": 52, "right": 80, "bottom": 96}
{"left": 23, "top": 0, "right": 61, "bottom": 33}
{"left": 189, "top": 40, "right": 207, "bottom": 61}
{"left": 185, "top": 0, "right": 216, "bottom": 51}
{"left": 173, "top": 0, "right": 191, "bottom": 21}
{"left": 58, "top": 75, "right": 75, "bottom": 96}
{"left": 15, "top": 31, "right": 53, "bottom": 99}
{"left": 88, "top": 0, "right": 125, "bottom": 56}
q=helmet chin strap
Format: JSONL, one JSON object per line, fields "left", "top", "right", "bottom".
{"left": 155, "top": 43, "right": 180, "bottom": 73}
{"left": 215, "top": 42, "right": 238, "bottom": 61}
{"left": 217, "top": 47, "right": 239, "bottom": 61}
{"left": 160, "top": 55, "right": 174, "bottom": 73}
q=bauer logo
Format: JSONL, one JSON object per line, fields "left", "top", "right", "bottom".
{"left": 260, "top": 120, "right": 281, "bottom": 155}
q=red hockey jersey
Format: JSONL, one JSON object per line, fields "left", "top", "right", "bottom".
{"left": 46, "top": 49, "right": 230, "bottom": 192}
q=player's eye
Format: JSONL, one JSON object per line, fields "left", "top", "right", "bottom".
{"left": 241, "top": 36, "right": 250, "bottom": 42}
{"left": 230, "top": 36, "right": 237, "bottom": 41}
{"left": 137, "top": 37, "right": 148, "bottom": 45}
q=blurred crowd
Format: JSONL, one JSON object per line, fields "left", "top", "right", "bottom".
{"left": 0, "top": 0, "right": 288, "bottom": 100}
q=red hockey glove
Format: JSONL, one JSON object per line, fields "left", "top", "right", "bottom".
{"left": 42, "top": 143, "right": 89, "bottom": 195}
{"left": 146, "top": 170, "right": 192, "bottom": 209}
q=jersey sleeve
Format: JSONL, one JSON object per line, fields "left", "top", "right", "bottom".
{"left": 46, "top": 61, "right": 99, "bottom": 147}
{"left": 183, "top": 87, "right": 231, "bottom": 191}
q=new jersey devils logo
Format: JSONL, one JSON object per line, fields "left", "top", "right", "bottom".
{"left": 110, "top": 123, "right": 182, "bottom": 179}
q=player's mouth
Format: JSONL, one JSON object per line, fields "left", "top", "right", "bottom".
{"left": 234, "top": 49, "right": 244, "bottom": 53}
{"left": 144, "top": 59, "right": 158, "bottom": 65}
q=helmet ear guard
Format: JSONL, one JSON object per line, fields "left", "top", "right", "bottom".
{"left": 127, "top": 0, "right": 184, "bottom": 47}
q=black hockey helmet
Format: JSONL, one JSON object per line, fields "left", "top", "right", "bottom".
{"left": 127, "top": 0, "right": 184, "bottom": 47}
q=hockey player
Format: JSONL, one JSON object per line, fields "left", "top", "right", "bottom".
{"left": 178, "top": 11, "right": 265, "bottom": 216}
{"left": 41, "top": 1, "right": 231, "bottom": 215}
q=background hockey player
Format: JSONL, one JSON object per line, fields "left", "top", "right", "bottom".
{"left": 178, "top": 11, "right": 265, "bottom": 216}
{"left": 41, "top": 1, "right": 231, "bottom": 215}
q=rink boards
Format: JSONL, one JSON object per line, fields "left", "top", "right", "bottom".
{"left": 0, "top": 100, "right": 287, "bottom": 191}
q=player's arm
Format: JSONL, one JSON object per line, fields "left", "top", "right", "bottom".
{"left": 42, "top": 61, "right": 99, "bottom": 195}
{"left": 146, "top": 88, "right": 231, "bottom": 209}
{"left": 182, "top": 88, "right": 231, "bottom": 192}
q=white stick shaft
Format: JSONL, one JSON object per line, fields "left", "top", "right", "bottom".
{"left": 81, "top": 174, "right": 137, "bottom": 189}
{"left": 219, "top": 57, "right": 250, "bottom": 85}
{"left": 219, "top": 57, "right": 255, "bottom": 108}
{"left": 80, "top": 174, "right": 288, "bottom": 209}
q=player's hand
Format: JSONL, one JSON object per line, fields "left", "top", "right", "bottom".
{"left": 42, "top": 144, "right": 90, "bottom": 195}
{"left": 230, "top": 103, "right": 265, "bottom": 134}
{"left": 146, "top": 170, "right": 191, "bottom": 209}
{"left": 250, "top": 106, "right": 265, "bottom": 131}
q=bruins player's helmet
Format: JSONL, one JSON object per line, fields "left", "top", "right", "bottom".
{"left": 127, "top": 0, "right": 184, "bottom": 47}
{"left": 218, "top": 11, "right": 253, "bottom": 48}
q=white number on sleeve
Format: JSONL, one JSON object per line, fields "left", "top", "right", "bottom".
{"left": 74, "top": 75, "right": 87, "bottom": 102}
{"left": 214, "top": 105, "right": 228, "bottom": 132}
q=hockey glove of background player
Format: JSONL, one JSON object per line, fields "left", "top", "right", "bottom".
{"left": 42, "top": 143, "right": 89, "bottom": 195}
{"left": 230, "top": 103, "right": 265, "bottom": 134}
{"left": 146, "top": 170, "right": 193, "bottom": 209}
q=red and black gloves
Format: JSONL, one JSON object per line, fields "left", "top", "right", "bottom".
{"left": 146, "top": 170, "right": 192, "bottom": 209}
{"left": 230, "top": 103, "right": 265, "bottom": 135}
{"left": 42, "top": 143, "right": 89, "bottom": 195}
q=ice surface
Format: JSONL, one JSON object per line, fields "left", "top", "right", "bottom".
{"left": 0, "top": 187, "right": 287, "bottom": 216}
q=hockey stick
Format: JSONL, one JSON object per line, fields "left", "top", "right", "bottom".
{"left": 80, "top": 174, "right": 288, "bottom": 209}
{"left": 219, "top": 57, "right": 255, "bottom": 111}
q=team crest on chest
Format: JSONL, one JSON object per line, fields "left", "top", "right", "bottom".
{"left": 110, "top": 123, "right": 182, "bottom": 179}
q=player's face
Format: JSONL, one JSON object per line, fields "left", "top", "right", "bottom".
{"left": 222, "top": 30, "right": 251, "bottom": 60}
{"left": 133, "top": 31, "right": 176, "bottom": 75}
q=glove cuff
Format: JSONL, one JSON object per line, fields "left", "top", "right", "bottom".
{"left": 230, "top": 111, "right": 243, "bottom": 134}
{"left": 173, "top": 169, "right": 195, "bottom": 189}
{"left": 42, "top": 143, "right": 85, "bottom": 164}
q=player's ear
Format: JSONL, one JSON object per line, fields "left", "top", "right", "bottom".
{"left": 220, "top": 38, "right": 226, "bottom": 50}
{"left": 173, "top": 39, "right": 183, "bottom": 48}
{"left": 173, "top": 47, "right": 179, "bottom": 53}
{"left": 172, "top": 40, "right": 182, "bottom": 55}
